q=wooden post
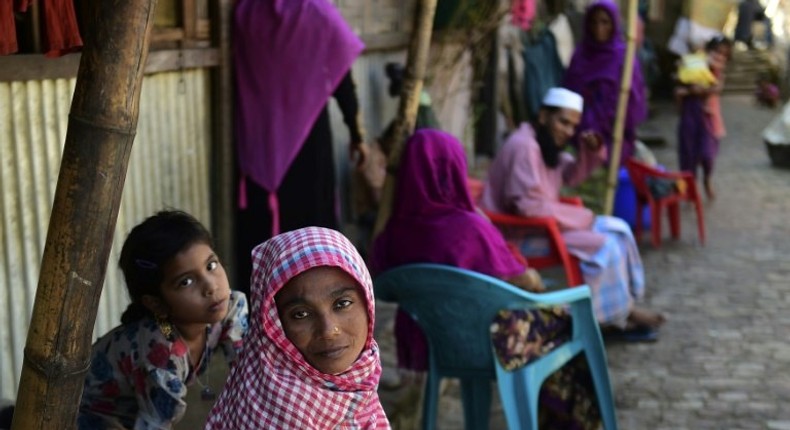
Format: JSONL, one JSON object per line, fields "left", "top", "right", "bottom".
{"left": 208, "top": 0, "right": 236, "bottom": 288}
{"left": 473, "top": 30, "right": 499, "bottom": 157}
{"left": 11, "top": 0, "right": 158, "bottom": 428}
{"left": 603, "top": 0, "right": 638, "bottom": 215}
{"left": 373, "top": 0, "right": 439, "bottom": 236}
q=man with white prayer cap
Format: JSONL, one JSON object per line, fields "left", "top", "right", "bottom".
{"left": 481, "top": 87, "right": 666, "bottom": 339}
{"left": 542, "top": 87, "right": 585, "bottom": 113}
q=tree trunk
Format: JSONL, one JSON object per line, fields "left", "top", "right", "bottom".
{"left": 12, "top": 1, "right": 158, "bottom": 428}
{"left": 603, "top": 0, "right": 638, "bottom": 215}
{"left": 373, "top": 0, "right": 439, "bottom": 236}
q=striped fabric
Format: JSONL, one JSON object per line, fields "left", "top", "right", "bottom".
{"left": 205, "top": 227, "right": 389, "bottom": 429}
{"left": 581, "top": 216, "right": 645, "bottom": 328}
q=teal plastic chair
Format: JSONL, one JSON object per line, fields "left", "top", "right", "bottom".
{"left": 374, "top": 263, "right": 618, "bottom": 430}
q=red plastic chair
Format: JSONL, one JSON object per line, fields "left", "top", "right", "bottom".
{"left": 483, "top": 197, "right": 585, "bottom": 288}
{"left": 625, "top": 158, "right": 705, "bottom": 247}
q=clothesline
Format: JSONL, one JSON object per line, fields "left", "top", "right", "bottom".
{"left": 1, "top": 0, "right": 83, "bottom": 57}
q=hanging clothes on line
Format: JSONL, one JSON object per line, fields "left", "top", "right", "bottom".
{"left": 549, "top": 13, "right": 575, "bottom": 67}
{"left": 0, "top": 1, "right": 15, "bottom": 55}
{"left": 41, "top": 0, "right": 83, "bottom": 57}
{"left": 511, "top": 0, "right": 537, "bottom": 30}
{"left": 0, "top": 0, "right": 83, "bottom": 56}
{"left": 499, "top": 21, "right": 527, "bottom": 128}
{"left": 522, "top": 29, "right": 565, "bottom": 121}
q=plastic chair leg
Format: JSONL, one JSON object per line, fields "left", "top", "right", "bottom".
{"left": 668, "top": 202, "right": 681, "bottom": 239}
{"left": 583, "top": 348, "right": 619, "bottom": 430}
{"left": 421, "top": 373, "right": 440, "bottom": 430}
{"left": 634, "top": 202, "right": 644, "bottom": 241}
{"left": 460, "top": 378, "right": 492, "bottom": 430}
{"left": 650, "top": 204, "right": 662, "bottom": 248}
{"left": 567, "top": 258, "right": 584, "bottom": 287}
{"left": 521, "top": 367, "right": 542, "bottom": 430}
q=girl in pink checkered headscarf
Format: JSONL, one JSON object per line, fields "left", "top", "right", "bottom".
{"left": 205, "top": 227, "right": 389, "bottom": 429}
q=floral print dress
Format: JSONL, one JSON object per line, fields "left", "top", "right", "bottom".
{"left": 78, "top": 291, "right": 248, "bottom": 430}
{"left": 490, "top": 307, "right": 601, "bottom": 430}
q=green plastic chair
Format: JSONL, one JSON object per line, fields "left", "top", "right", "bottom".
{"left": 374, "top": 263, "right": 618, "bottom": 430}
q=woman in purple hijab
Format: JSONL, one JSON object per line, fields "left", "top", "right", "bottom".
{"left": 371, "top": 130, "right": 543, "bottom": 289}
{"left": 371, "top": 129, "right": 544, "bottom": 373}
{"left": 563, "top": 0, "right": 647, "bottom": 164}
{"left": 371, "top": 130, "right": 603, "bottom": 428}
{"left": 233, "top": 0, "right": 366, "bottom": 293}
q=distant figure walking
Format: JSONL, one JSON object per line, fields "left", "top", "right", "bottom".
{"left": 735, "top": 0, "right": 770, "bottom": 49}
{"left": 676, "top": 36, "right": 733, "bottom": 200}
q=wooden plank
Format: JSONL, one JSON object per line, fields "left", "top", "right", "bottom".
{"left": 31, "top": 2, "right": 42, "bottom": 54}
{"left": 144, "top": 48, "right": 218, "bottom": 73}
{"left": 0, "top": 54, "right": 81, "bottom": 82}
{"left": 183, "top": 0, "right": 198, "bottom": 39}
{"left": 0, "top": 49, "right": 219, "bottom": 82}
{"left": 197, "top": 19, "right": 211, "bottom": 39}
{"left": 361, "top": 32, "right": 410, "bottom": 51}
{"left": 151, "top": 27, "right": 185, "bottom": 43}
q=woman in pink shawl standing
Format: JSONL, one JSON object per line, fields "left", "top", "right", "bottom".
{"left": 233, "top": 0, "right": 367, "bottom": 293}
{"left": 563, "top": 0, "right": 647, "bottom": 164}
{"left": 206, "top": 227, "right": 389, "bottom": 429}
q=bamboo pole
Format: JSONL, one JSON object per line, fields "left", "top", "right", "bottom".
{"left": 372, "top": 0, "right": 439, "bottom": 236}
{"left": 12, "top": 1, "right": 158, "bottom": 428}
{"left": 603, "top": 0, "right": 638, "bottom": 215}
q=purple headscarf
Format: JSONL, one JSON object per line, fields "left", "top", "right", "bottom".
{"left": 371, "top": 129, "right": 525, "bottom": 278}
{"left": 233, "top": 0, "right": 364, "bottom": 231}
{"left": 562, "top": 0, "right": 646, "bottom": 162}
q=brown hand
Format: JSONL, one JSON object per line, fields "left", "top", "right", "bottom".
{"left": 580, "top": 130, "right": 602, "bottom": 150}
{"left": 350, "top": 141, "right": 368, "bottom": 168}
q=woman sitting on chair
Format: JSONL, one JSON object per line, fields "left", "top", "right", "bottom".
{"left": 371, "top": 129, "right": 600, "bottom": 428}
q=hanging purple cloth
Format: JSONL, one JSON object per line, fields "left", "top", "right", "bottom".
{"left": 562, "top": 0, "right": 647, "bottom": 164}
{"left": 371, "top": 129, "right": 525, "bottom": 371}
{"left": 233, "top": 0, "right": 364, "bottom": 233}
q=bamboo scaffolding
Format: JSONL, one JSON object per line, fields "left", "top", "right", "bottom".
{"left": 12, "top": 1, "right": 158, "bottom": 428}
{"left": 373, "top": 0, "right": 439, "bottom": 237}
{"left": 603, "top": 0, "right": 638, "bottom": 215}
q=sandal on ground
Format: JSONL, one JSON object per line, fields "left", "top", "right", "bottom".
{"left": 602, "top": 325, "right": 659, "bottom": 343}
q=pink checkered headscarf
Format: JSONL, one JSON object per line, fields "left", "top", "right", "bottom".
{"left": 205, "top": 227, "right": 389, "bottom": 429}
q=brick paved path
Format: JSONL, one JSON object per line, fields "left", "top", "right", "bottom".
{"left": 377, "top": 94, "right": 790, "bottom": 429}
{"left": 609, "top": 95, "right": 790, "bottom": 430}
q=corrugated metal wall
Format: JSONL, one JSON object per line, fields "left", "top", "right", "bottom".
{"left": 0, "top": 68, "right": 212, "bottom": 400}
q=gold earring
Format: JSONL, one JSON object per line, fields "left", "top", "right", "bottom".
{"left": 155, "top": 313, "right": 174, "bottom": 339}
